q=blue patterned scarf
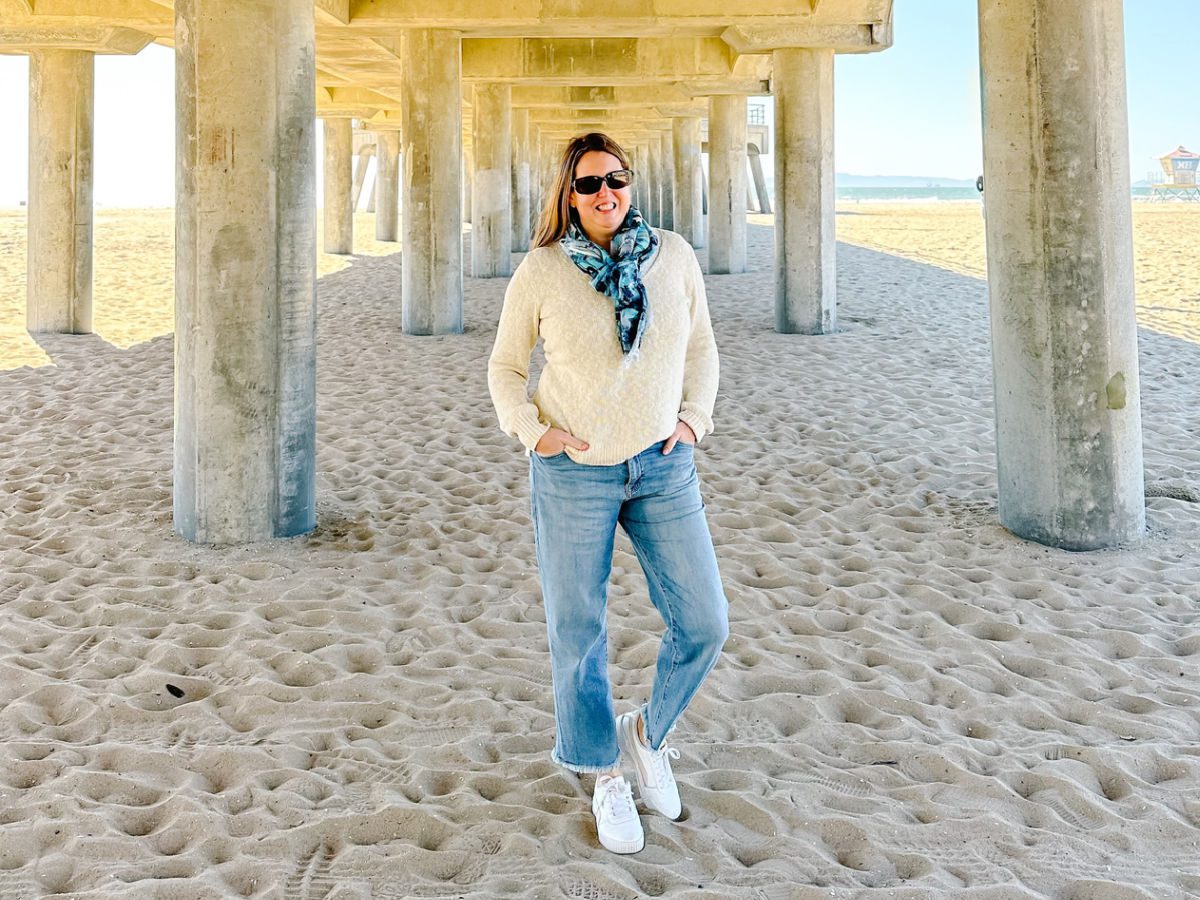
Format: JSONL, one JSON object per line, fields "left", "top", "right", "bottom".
{"left": 559, "top": 207, "right": 660, "bottom": 356}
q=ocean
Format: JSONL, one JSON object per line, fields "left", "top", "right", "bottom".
{"left": 834, "top": 186, "right": 1165, "bottom": 202}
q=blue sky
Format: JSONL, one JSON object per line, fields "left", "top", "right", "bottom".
{"left": 0, "top": 2, "right": 1195, "bottom": 205}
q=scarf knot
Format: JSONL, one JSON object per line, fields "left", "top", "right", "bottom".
{"left": 559, "top": 207, "right": 659, "bottom": 356}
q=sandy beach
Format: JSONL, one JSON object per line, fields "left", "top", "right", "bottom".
{"left": 0, "top": 204, "right": 1198, "bottom": 898}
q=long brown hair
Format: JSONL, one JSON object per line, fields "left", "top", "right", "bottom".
{"left": 532, "top": 132, "right": 631, "bottom": 248}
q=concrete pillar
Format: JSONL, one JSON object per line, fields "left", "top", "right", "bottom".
{"left": 401, "top": 28, "right": 463, "bottom": 334}
{"left": 374, "top": 130, "right": 399, "bottom": 242}
{"left": 471, "top": 83, "right": 512, "bottom": 277}
{"left": 511, "top": 107, "right": 531, "bottom": 252}
{"left": 774, "top": 47, "right": 835, "bottom": 335}
{"left": 659, "top": 130, "right": 675, "bottom": 231}
{"left": 647, "top": 139, "right": 662, "bottom": 226}
{"left": 350, "top": 144, "right": 373, "bottom": 210}
{"left": 673, "top": 116, "right": 703, "bottom": 247}
{"left": 462, "top": 144, "right": 473, "bottom": 225}
{"left": 978, "top": 0, "right": 1144, "bottom": 549}
{"left": 322, "top": 118, "right": 353, "bottom": 254}
{"left": 174, "top": 0, "right": 316, "bottom": 543}
{"left": 746, "top": 170, "right": 758, "bottom": 213}
{"left": 709, "top": 95, "right": 747, "bottom": 273}
{"left": 27, "top": 50, "right": 94, "bottom": 334}
{"left": 750, "top": 148, "right": 772, "bottom": 215}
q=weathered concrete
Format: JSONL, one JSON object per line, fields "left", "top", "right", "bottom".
{"left": 374, "top": 130, "right": 399, "bottom": 242}
{"left": 631, "top": 145, "right": 646, "bottom": 218}
{"left": 658, "top": 130, "right": 675, "bottom": 231}
{"left": 511, "top": 106, "right": 531, "bottom": 252}
{"left": 673, "top": 115, "right": 703, "bottom": 247}
{"left": 647, "top": 139, "right": 663, "bottom": 227}
{"left": 708, "top": 93, "right": 747, "bottom": 273}
{"left": 462, "top": 144, "right": 473, "bottom": 225}
{"left": 750, "top": 147, "right": 771, "bottom": 214}
{"left": 27, "top": 49, "right": 93, "bottom": 334}
{"left": 322, "top": 118, "right": 354, "bottom": 254}
{"left": 174, "top": 0, "right": 316, "bottom": 543}
{"left": 350, "top": 143, "right": 374, "bottom": 210}
{"left": 401, "top": 28, "right": 463, "bottom": 334}
{"left": 774, "top": 47, "right": 836, "bottom": 335}
{"left": 472, "top": 83, "right": 512, "bottom": 277}
{"left": 978, "top": 0, "right": 1144, "bottom": 550}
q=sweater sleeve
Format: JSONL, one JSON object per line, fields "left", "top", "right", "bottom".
{"left": 676, "top": 243, "right": 719, "bottom": 443}
{"left": 488, "top": 260, "right": 553, "bottom": 451}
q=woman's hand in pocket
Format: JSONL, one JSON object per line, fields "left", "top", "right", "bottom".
{"left": 662, "top": 421, "right": 697, "bottom": 454}
{"left": 535, "top": 428, "right": 589, "bottom": 457}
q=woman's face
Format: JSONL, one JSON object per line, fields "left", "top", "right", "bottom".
{"left": 570, "top": 150, "right": 631, "bottom": 246}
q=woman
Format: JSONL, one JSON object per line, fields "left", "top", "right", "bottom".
{"left": 488, "top": 132, "right": 728, "bottom": 855}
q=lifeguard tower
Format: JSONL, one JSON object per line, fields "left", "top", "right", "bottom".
{"left": 1149, "top": 146, "right": 1200, "bottom": 201}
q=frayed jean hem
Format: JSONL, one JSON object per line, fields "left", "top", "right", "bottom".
{"left": 551, "top": 749, "right": 621, "bottom": 775}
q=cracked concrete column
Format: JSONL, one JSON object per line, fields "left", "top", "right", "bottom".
{"left": 709, "top": 94, "right": 747, "bottom": 274}
{"left": 511, "top": 107, "right": 531, "bottom": 252}
{"left": 472, "top": 83, "right": 512, "bottom": 277}
{"left": 27, "top": 50, "right": 93, "bottom": 334}
{"left": 659, "top": 130, "right": 675, "bottom": 231}
{"left": 174, "top": 0, "right": 317, "bottom": 543}
{"left": 774, "top": 47, "right": 835, "bottom": 335}
{"left": 374, "top": 130, "right": 399, "bottom": 242}
{"left": 673, "top": 116, "right": 703, "bottom": 247}
{"left": 401, "top": 28, "right": 463, "bottom": 334}
{"left": 979, "top": 0, "right": 1144, "bottom": 549}
{"left": 322, "top": 118, "right": 353, "bottom": 254}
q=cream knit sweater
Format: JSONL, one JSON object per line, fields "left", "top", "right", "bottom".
{"left": 488, "top": 229, "right": 719, "bottom": 466}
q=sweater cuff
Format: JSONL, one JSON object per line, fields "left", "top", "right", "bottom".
{"left": 677, "top": 407, "right": 712, "bottom": 444}
{"left": 511, "top": 406, "right": 552, "bottom": 452}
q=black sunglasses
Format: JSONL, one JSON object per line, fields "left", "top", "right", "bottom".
{"left": 572, "top": 168, "right": 635, "bottom": 195}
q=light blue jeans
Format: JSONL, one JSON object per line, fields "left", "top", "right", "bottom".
{"left": 529, "top": 439, "right": 729, "bottom": 773}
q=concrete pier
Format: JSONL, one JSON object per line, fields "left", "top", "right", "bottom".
{"left": 174, "top": 0, "right": 317, "bottom": 543}
{"left": 511, "top": 107, "right": 531, "bottom": 252}
{"left": 750, "top": 147, "right": 772, "bottom": 215}
{"left": 27, "top": 49, "right": 93, "bottom": 334}
{"left": 322, "top": 118, "right": 353, "bottom": 254}
{"left": 659, "top": 130, "right": 675, "bottom": 231}
{"left": 708, "top": 94, "right": 747, "bottom": 273}
{"left": 673, "top": 115, "right": 703, "bottom": 248}
{"left": 471, "top": 83, "right": 512, "bottom": 277}
{"left": 401, "top": 28, "right": 463, "bottom": 334}
{"left": 774, "top": 47, "right": 836, "bottom": 334}
{"left": 978, "top": 0, "right": 1145, "bottom": 550}
{"left": 647, "top": 139, "right": 663, "bottom": 227}
{"left": 350, "top": 143, "right": 374, "bottom": 210}
{"left": 374, "top": 130, "right": 399, "bottom": 242}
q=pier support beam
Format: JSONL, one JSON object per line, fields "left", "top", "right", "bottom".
{"left": 978, "top": 0, "right": 1145, "bottom": 549}
{"left": 750, "top": 147, "right": 772, "bottom": 215}
{"left": 511, "top": 106, "right": 531, "bottom": 252}
{"left": 774, "top": 47, "right": 835, "bottom": 334}
{"left": 673, "top": 115, "right": 703, "bottom": 248}
{"left": 350, "top": 143, "right": 373, "bottom": 210}
{"left": 471, "top": 83, "right": 512, "bottom": 277}
{"left": 27, "top": 50, "right": 93, "bottom": 334}
{"left": 401, "top": 28, "right": 463, "bottom": 333}
{"left": 322, "top": 118, "right": 353, "bottom": 254}
{"left": 174, "top": 0, "right": 317, "bottom": 543}
{"left": 374, "top": 130, "right": 399, "bottom": 242}
{"left": 659, "top": 130, "right": 675, "bottom": 231}
{"left": 708, "top": 94, "right": 747, "bottom": 273}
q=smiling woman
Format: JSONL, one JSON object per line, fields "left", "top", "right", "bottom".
{"left": 488, "top": 130, "right": 728, "bottom": 857}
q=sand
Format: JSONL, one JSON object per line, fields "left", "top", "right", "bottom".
{"left": 0, "top": 204, "right": 1198, "bottom": 899}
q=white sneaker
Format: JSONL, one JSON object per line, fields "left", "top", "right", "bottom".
{"left": 616, "top": 710, "right": 682, "bottom": 820}
{"left": 592, "top": 775, "right": 644, "bottom": 854}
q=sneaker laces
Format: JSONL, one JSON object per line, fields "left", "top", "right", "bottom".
{"left": 649, "top": 745, "right": 680, "bottom": 785}
{"left": 598, "top": 776, "right": 637, "bottom": 819}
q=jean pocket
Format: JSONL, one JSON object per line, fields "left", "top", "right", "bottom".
{"left": 534, "top": 450, "right": 566, "bottom": 461}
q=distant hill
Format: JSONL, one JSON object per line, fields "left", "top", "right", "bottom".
{"left": 836, "top": 173, "right": 977, "bottom": 188}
